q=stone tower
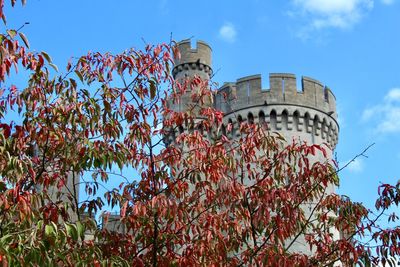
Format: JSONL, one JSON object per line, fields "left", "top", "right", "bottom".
{"left": 172, "top": 39, "right": 212, "bottom": 82}
{"left": 169, "top": 39, "right": 213, "bottom": 115}
{"left": 215, "top": 73, "right": 338, "bottom": 156}
{"left": 171, "top": 39, "right": 340, "bottom": 255}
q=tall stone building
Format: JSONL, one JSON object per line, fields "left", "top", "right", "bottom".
{"left": 168, "top": 39, "right": 340, "bottom": 255}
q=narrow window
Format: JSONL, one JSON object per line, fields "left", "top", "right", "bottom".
{"left": 270, "top": 110, "right": 277, "bottom": 130}
{"left": 282, "top": 110, "right": 288, "bottom": 130}
{"left": 248, "top": 112, "right": 254, "bottom": 124}
{"left": 259, "top": 110, "right": 266, "bottom": 129}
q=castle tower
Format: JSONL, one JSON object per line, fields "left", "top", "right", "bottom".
{"left": 170, "top": 39, "right": 213, "bottom": 114}
{"left": 172, "top": 39, "right": 212, "bottom": 82}
{"left": 215, "top": 74, "right": 340, "bottom": 255}
{"left": 215, "top": 73, "right": 338, "bottom": 152}
{"left": 171, "top": 40, "right": 340, "bottom": 257}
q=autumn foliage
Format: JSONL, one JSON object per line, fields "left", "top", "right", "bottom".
{"left": 0, "top": 1, "right": 399, "bottom": 266}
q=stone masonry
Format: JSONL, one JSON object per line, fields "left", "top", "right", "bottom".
{"left": 169, "top": 39, "right": 340, "bottom": 257}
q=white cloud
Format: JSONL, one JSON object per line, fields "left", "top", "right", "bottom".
{"left": 362, "top": 88, "right": 400, "bottom": 134}
{"left": 344, "top": 158, "right": 364, "bottom": 173}
{"left": 385, "top": 88, "right": 400, "bottom": 102}
{"left": 218, "top": 22, "right": 237, "bottom": 43}
{"left": 290, "top": 0, "right": 373, "bottom": 38}
{"left": 295, "top": 0, "right": 358, "bottom": 14}
{"left": 381, "top": 0, "right": 395, "bottom": 5}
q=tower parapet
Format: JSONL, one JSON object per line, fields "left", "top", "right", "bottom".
{"left": 172, "top": 39, "right": 212, "bottom": 80}
{"left": 215, "top": 74, "right": 339, "bottom": 148}
{"left": 216, "top": 74, "right": 336, "bottom": 117}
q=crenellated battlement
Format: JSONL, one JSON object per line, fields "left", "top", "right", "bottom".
{"left": 215, "top": 74, "right": 337, "bottom": 123}
{"left": 172, "top": 39, "right": 212, "bottom": 79}
{"left": 169, "top": 40, "right": 339, "bottom": 149}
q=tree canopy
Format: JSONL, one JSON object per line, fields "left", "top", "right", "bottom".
{"left": 0, "top": 1, "right": 399, "bottom": 266}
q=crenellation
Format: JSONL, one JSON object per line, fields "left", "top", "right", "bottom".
{"left": 325, "top": 87, "right": 336, "bottom": 114}
{"left": 283, "top": 75, "right": 297, "bottom": 100}
{"left": 173, "top": 39, "right": 212, "bottom": 67}
{"left": 172, "top": 39, "right": 213, "bottom": 83}
{"left": 216, "top": 73, "right": 338, "bottom": 121}
{"left": 217, "top": 83, "right": 237, "bottom": 113}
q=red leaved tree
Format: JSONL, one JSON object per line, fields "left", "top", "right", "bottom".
{"left": 0, "top": 1, "right": 399, "bottom": 266}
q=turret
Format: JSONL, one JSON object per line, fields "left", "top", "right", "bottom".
{"left": 168, "top": 39, "right": 214, "bottom": 121}
{"left": 164, "top": 40, "right": 214, "bottom": 145}
{"left": 172, "top": 39, "right": 212, "bottom": 81}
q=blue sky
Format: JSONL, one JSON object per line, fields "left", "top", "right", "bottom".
{"left": 5, "top": 0, "right": 400, "bottom": 210}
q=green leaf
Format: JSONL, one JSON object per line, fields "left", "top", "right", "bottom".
{"left": 45, "top": 224, "right": 55, "bottom": 237}
{"left": 49, "top": 63, "right": 58, "bottom": 72}
{"left": 65, "top": 223, "right": 78, "bottom": 241}
{"left": 18, "top": 32, "right": 29, "bottom": 48}
{"left": 0, "top": 234, "right": 12, "bottom": 247}
{"left": 76, "top": 221, "right": 85, "bottom": 239}
{"left": 104, "top": 100, "right": 111, "bottom": 113}
{"left": 58, "top": 229, "right": 66, "bottom": 245}
{"left": 116, "top": 157, "right": 123, "bottom": 170}
{"left": 94, "top": 158, "right": 100, "bottom": 168}
{"left": 37, "top": 220, "right": 44, "bottom": 230}
{"left": 41, "top": 51, "right": 52, "bottom": 63}
{"left": 75, "top": 70, "right": 84, "bottom": 83}
{"left": 6, "top": 29, "right": 16, "bottom": 38}
{"left": 70, "top": 78, "right": 77, "bottom": 89}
